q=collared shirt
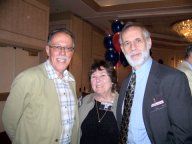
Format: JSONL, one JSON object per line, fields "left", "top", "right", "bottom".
{"left": 128, "top": 57, "right": 152, "bottom": 144}
{"left": 185, "top": 60, "right": 192, "bottom": 70}
{"left": 44, "top": 60, "right": 76, "bottom": 144}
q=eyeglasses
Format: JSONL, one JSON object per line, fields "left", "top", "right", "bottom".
{"left": 122, "top": 38, "right": 144, "bottom": 49}
{"left": 49, "top": 45, "right": 74, "bottom": 53}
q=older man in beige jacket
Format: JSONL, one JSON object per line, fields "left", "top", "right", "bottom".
{"left": 2, "top": 28, "right": 79, "bottom": 144}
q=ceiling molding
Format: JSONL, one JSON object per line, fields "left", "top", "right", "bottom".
{"left": 82, "top": 0, "right": 192, "bottom": 12}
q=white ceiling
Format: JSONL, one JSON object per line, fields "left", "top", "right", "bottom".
{"left": 49, "top": 0, "right": 192, "bottom": 49}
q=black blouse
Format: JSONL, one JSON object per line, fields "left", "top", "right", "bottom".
{"left": 80, "top": 100, "right": 119, "bottom": 144}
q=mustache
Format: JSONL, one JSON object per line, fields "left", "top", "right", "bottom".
{"left": 57, "top": 56, "right": 69, "bottom": 60}
{"left": 129, "top": 51, "right": 139, "bottom": 56}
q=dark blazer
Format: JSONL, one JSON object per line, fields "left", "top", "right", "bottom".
{"left": 117, "top": 60, "right": 192, "bottom": 144}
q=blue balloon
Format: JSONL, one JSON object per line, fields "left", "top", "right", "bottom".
{"left": 120, "top": 51, "right": 129, "bottom": 67}
{"left": 105, "top": 49, "right": 119, "bottom": 66}
{"left": 103, "top": 35, "right": 114, "bottom": 49}
{"left": 111, "top": 20, "right": 124, "bottom": 34}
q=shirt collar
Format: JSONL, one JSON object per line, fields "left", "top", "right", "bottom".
{"left": 132, "top": 56, "right": 152, "bottom": 75}
{"left": 184, "top": 60, "right": 192, "bottom": 70}
{"left": 63, "top": 70, "right": 75, "bottom": 81}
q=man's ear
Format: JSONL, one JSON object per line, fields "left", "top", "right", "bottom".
{"left": 45, "top": 45, "right": 50, "bottom": 56}
{"left": 147, "top": 38, "right": 152, "bottom": 49}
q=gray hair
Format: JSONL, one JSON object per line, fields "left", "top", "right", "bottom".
{"left": 47, "top": 28, "right": 75, "bottom": 48}
{"left": 119, "top": 21, "right": 151, "bottom": 45}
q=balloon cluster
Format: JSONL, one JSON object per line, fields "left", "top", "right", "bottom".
{"left": 104, "top": 20, "right": 129, "bottom": 67}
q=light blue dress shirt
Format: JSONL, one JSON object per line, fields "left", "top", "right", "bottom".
{"left": 128, "top": 57, "right": 152, "bottom": 144}
{"left": 185, "top": 60, "right": 192, "bottom": 70}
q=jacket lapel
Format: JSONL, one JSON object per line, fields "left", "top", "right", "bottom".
{"left": 142, "top": 60, "right": 161, "bottom": 143}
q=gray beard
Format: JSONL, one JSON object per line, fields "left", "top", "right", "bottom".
{"left": 125, "top": 47, "right": 150, "bottom": 68}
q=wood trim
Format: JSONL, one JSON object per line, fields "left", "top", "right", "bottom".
{"left": 82, "top": 0, "right": 192, "bottom": 12}
{"left": 0, "top": 92, "right": 9, "bottom": 101}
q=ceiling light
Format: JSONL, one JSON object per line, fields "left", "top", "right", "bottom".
{"left": 172, "top": 19, "right": 192, "bottom": 42}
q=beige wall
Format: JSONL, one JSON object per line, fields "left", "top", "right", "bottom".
{"left": 151, "top": 47, "right": 185, "bottom": 68}
{"left": 0, "top": 0, "right": 49, "bottom": 50}
{"left": 0, "top": 47, "right": 40, "bottom": 93}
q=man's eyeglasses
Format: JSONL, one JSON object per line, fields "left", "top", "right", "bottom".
{"left": 122, "top": 38, "right": 144, "bottom": 49}
{"left": 49, "top": 45, "right": 74, "bottom": 53}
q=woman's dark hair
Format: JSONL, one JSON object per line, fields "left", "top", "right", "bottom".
{"left": 47, "top": 28, "right": 75, "bottom": 48}
{"left": 89, "top": 60, "right": 118, "bottom": 92}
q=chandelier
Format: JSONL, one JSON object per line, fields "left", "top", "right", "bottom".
{"left": 172, "top": 19, "right": 192, "bottom": 42}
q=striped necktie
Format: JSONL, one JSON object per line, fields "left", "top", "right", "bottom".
{"left": 119, "top": 72, "right": 136, "bottom": 144}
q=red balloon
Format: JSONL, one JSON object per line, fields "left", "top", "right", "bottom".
{"left": 112, "top": 32, "right": 121, "bottom": 53}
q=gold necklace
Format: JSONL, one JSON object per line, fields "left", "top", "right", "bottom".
{"left": 95, "top": 101, "right": 108, "bottom": 123}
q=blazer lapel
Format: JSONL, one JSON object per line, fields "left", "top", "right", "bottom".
{"left": 142, "top": 60, "right": 162, "bottom": 143}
